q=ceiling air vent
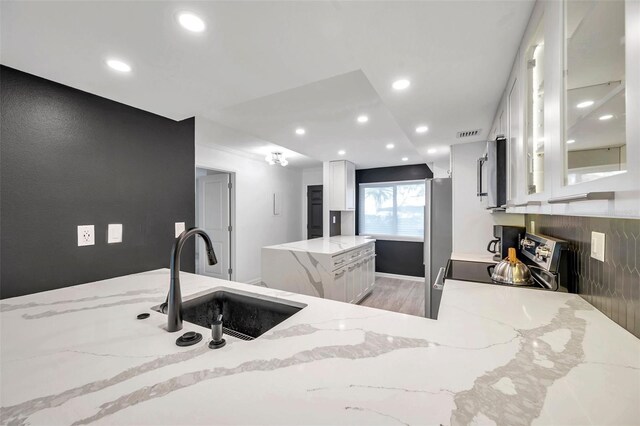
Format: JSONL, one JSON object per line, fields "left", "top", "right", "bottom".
{"left": 456, "top": 129, "right": 481, "bottom": 138}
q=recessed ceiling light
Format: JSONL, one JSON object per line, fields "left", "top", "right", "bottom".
{"left": 392, "top": 79, "right": 411, "bottom": 90}
{"left": 338, "top": 150, "right": 346, "bottom": 156}
{"left": 416, "top": 125, "right": 429, "bottom": 134}
{"left": 178, "top": 12, "right": 206, "bottom": 32}
{"left": 106, "top": 59, "right": 131, "bottom": 73}
{"left": 357, "top": 115, "right": 369, "bottom": 123}
{"left": 386, "top": 143, "right": 395, "bottom": 149}
{"left": 567, "top": 139, "right": 576, "bottom": 144}
{"left": 599, "top": 114, "right": 613, "bottom": 121}
{"left": 401, "top": 157, "right": 409, "bottom": 162}
{"left": 576, "top": 100, "right": 594, "bottom": 108}
{"left": 427, "top": 148, "right": 437, "bottom": 154}
{"left": 295, "top": 128, "right": 306, "bottom": 135}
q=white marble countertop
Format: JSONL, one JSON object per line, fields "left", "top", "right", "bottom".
{"left": 264, "top": 235, "right": 375, "bottom": 255}
{"left": 1, "top": 270, "right": 638, "bottom": 425}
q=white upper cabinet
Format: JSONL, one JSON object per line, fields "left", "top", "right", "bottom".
{"left": 329, "top": 160, "right": 356, "bottom": 211}
{"left": 500, "top": 0, "right": 640, "bottom": 218}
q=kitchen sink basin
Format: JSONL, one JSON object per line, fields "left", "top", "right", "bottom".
{"left": 152, "top": 287, "right": 306, "bottom": 340}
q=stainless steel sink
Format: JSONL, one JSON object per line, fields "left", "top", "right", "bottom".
{"left": 152, "top": 287, "right": 306, "bottom": 340}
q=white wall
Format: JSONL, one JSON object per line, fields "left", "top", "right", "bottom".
{"left": 301, "top": 167, "right": 323, "bottom": 238}
{"left": 451, "top": 141, "right": 524, "bottom": 255}
{"left": 195, "top": 117, "right": 303, "bottom": 284}
{"left": 428, "top": 159, "right": 451, "bottom": 179}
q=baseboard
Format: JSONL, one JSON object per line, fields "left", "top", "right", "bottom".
{"left": 243, "top": 278, "right": 264, "bottom": 286}
{"left": 375, "top": 272, "right": 424, "bottom": 282}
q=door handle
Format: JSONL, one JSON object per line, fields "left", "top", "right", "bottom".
{"left": 432, "top": 267, "right": 446, "bottom": 290}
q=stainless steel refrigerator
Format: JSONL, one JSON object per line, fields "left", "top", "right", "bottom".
{"left": 424, "top": 177, "right": 452, "bottom": 319}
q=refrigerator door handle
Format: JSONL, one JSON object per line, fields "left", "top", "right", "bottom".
{"left": 424, "top": 179, "right": 432, "bottom": 266}
{"left": 433, "top": 267, "right": 446, "bottom": 290}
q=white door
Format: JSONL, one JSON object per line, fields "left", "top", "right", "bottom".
{"left": 197, "top": 174, "right": 231, "bottom": 280}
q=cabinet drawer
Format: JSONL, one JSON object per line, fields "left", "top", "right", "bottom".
{"left": 331, "top": 243, "right": 375, "bottom": 271}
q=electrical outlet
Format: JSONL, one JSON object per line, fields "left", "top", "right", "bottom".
{"left": 175, "top": 222, "right": 186, "bottom": 238}
{"left": 591, "top": 231, "right": 605, "bottom": 262}
{"left": 107, "top": 224, "right": 123, "bottom": 243}
{"left": 77, "top": 225, "right": 95, "bottom": 246}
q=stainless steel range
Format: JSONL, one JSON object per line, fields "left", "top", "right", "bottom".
{"left": 445, "top": 232, "right": 572, "bottom": 292}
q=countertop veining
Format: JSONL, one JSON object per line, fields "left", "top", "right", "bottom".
{"left": 1, "top": 269, "right": 638, "bottom": 425}
{"left": 263, "top": 235, "right": 375, "bottom": 255}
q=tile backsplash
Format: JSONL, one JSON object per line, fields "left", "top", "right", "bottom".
{"left": 526, "top": 214, "right": 639, "bottom": 338}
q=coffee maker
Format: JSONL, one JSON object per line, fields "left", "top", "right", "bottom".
{"left": 487, "top": 225, "right": 526, "bottom": 261}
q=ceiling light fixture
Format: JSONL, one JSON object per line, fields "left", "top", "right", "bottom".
{"left": 338, "top": 150, "right": 346, "bottom": 156}
{"left": 427, "top": 148, "right": 437, "bottom": 154}
{"left": 386, "top": 143, "right": 395, "bottom": 149}
{"left": 106, "top": 59, "right": 131, "bottom": 73}
{"left": 295, "top": 127, "right": 306, "bottom": 135}
{"left": 599, "top": 114, "right": 613, "bottom": 121}
{"left": 567, "top": 139, "right": 576, "bottom": 144}
{"left": 401, "top": 157, "right": 409, "bottom": 162}
{"left": 178, "top": 12, "right": 206, "bottom": 32}
{"left": 392, "top": 79, "right": 411, "bottom": 90}
{"left": 416, "top": 125, "right": 429, "bottom": 134}
{"left": 357, "top": 115, "right": 369, "bottom": 123}
{"left": 265, "top": 152, "right": 288, "bottom": 167}
{"left": 576, "top": 100, "right": 594, "bottom": 108}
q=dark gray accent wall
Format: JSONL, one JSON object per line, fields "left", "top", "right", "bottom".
{"left": 526, "top": 214, "right": 639, "bottom": 338}
{"left": 356, "top": 164, "right": 433, "bottom": 277}
{"left": 329, "top": 211, "right": 341, "bottom": 237}
{"left": 1, "top": 66, "right": 195, "bottom": 299}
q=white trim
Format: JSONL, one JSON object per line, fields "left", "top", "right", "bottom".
{"left": 375, "top": 272, "right": 424, "bottom": 282}
{"left": 358, "top": 178, "right": 426, "bottom": 186}
{"left": 365, "top": 234, "right": 424, "bottom": 243}
{"left": 243, "top": 277, "right": 263, "bottom": 286}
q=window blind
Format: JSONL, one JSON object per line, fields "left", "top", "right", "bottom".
{"left": 359, "top": 180, "right": 425, "bottom": 238}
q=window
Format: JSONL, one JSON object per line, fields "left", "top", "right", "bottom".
{"left": 359, "top": 180, "right": 425, "bottom": 240}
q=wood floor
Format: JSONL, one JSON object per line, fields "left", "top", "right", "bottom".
{"left": 358, "top": 276, "right": 425, "bottom": 317}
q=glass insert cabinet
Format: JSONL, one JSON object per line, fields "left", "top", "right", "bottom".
{"left": 495, "top": 0, "right": 639, "bottom": 218}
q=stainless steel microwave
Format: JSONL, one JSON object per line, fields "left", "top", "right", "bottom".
{"left": 477, "top": 135, "right": 507, "bottom": 210}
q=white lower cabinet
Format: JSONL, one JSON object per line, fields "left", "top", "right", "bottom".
{"left": 344, "top": 253, "right": 375, "bottom": 304}
{"left": 333, "top": 268, "right": 347, "bottom": 302}
{"left": 262, "top": 241, "right": 376, "bottom": 304}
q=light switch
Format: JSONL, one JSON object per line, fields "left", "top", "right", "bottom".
{"left": 107, "top": 224, "right": 123, "bottom": 243}
{"left": 591, "top": 231, "right": 605, "bottom": 262}
{"left": 175, "top": 222, "right": 186, "bottom": 238}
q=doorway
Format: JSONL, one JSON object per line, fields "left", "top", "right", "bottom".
{"left": 196, "top": 167, "right": 235, "bottom": 280}
{"left": 307, "top": 185, "right": 323, "bottom": 239}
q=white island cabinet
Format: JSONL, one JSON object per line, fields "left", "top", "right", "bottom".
{"left": 261, "top": 236, "right": 375, "bottom": 303}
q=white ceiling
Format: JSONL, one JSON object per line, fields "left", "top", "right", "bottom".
{"left": 196, "top": 117, "right": 321, "bottom": 168}
{"left": 1, "top": 0, "right": 535, "bottom": 169}
{"left": 208, "top": 70, "right": 421, "bottom": 168}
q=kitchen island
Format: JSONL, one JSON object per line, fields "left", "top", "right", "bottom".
{"left": 262, "top": 236, "right": 376, "bottom": 303}
{"left": 1, "top": 269, "right": 638, "bottom": 425}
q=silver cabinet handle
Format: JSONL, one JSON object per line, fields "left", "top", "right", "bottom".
{"left": 433, "top": 267, "right": 446, "bottom": 290}
{"left": 477, "top": 154, "right": 488, "bottom": 197}
{"left": 509, "top": 200, "right": 543, "bottom": 207}
{"left": 548, "top": 191, "right": 615, "bottom": 204}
